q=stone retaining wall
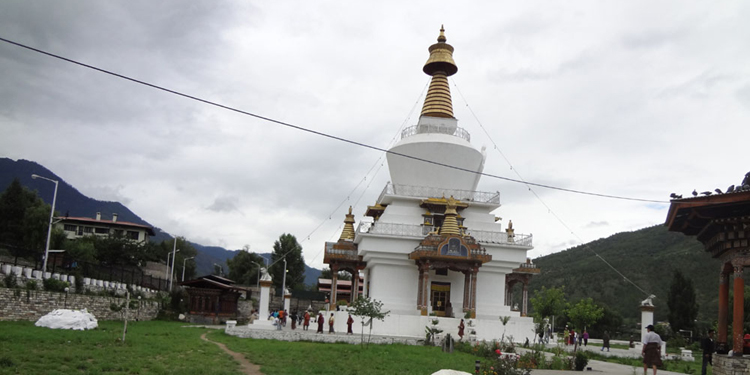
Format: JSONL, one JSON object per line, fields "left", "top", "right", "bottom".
{"left": 0, "top": 287, "right": 160, "bottom": 321}
{"left": 714, "top": 355, "right": 750, "bottom": 375}
{"left": 226, "top": 325, "right": 421, "bottom": 345}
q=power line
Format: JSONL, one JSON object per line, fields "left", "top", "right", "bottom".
{"left": 0, "top": 36, "right": 668, "bottom": 204}
{"left": 452, "top": 78, "right": 651, "bottom": 297}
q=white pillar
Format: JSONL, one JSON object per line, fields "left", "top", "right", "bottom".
{"left": 258, "top": 280, "right": 272, "bottom": 321}
{"left": 284, "top": 289, "right": 291, "bottom": 312}
{"left": 640, "top": 304, "right": 655, "bottom": 344}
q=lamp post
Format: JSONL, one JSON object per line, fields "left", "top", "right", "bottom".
{"left": 250, "top": 261, "right": 262, "bottom": 290}
{"left": 31, "top": 174, "right": 58, "bottom": 275}
{"left": 281, "top": 258, "right": 287, "bottom": 300}
{"left": 165, "top": 249, "right": 179, "bottom": 284}
{"left": 181, "top": 256, "right": 194, "bottom": 282}
{"left": 169, "top": 248, "right": 180, "bottom": 291}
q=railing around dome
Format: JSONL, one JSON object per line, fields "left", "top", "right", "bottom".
{"left": 378, "top": 183, "right": 500, "bottom": 205}
{"left": 356, "top": 221, "right": 532, "bottom": 247}
{"left": 400, "top": 124, "right": 471, "bottom": 142}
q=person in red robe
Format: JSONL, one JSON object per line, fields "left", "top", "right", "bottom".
{"left": 316, "top": 313, "right": 324, "bottom": 334}
{"left": 347, "top": 314, "right": 354, "bottom": 335}
{"left": 303, "top": 311, "right": 311, "bottom": 331}
{"left": 458, "top": 319, "right": 465, "bottom": 340}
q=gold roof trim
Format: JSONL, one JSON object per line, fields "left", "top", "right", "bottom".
{"left": 420, "top": 26, "right": 458, "bottom": 119}
{"left": 439, "top": 196, "right": 461, "bottom": 236}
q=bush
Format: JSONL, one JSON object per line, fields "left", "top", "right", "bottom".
{"left": 574, "top": 351, "right": 588, "bottom": 371}
{"left": 25, "top": 280, "right": 38, "bottom": 290}
{"left": 42, "top": 278, "right": 69, "bottom": 292}
{"left": 3, "top": 274, "right": 18, "bottom": 288}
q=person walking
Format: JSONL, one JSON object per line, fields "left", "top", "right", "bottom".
{"left": 303, "top": 310, "right": 311, "bottom": 331}
{"left": 290, "top": 311, "right": 297, "bottom": 330}
{"left": 328, "top": 313, "right": 335, "bottom": 334}
{"left": 316, "top": 312, "right": 324, "bottom": 334}
{"left": 583, "top": 330, "right": 589, "bottom": 346}
{"left": 563, "top": 327, "right": 570, "bottom": 345}
{"left": 642, "top": 324, "right": 663, "bottom": 375}
{"left": 701, "top": 329, "right": 715, "bottom": 375}
{"left": 601, "top": 331, "right": 611, "bottom": 352}
{"left": 347, "top": 314, "right": 354, "bottom": 335}
{"left": 458, "top": 319, "right": 465, "bottom": 341}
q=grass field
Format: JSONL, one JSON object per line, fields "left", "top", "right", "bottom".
{"left": 0, "top": 321, "right": 480, "bottom": 374}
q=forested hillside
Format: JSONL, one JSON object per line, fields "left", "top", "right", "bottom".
{"left": 529, "top": 225, "right": 722, "bottom": 323}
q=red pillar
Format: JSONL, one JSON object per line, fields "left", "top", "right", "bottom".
{"left": 463, "top": 271, "right": 470, "bottom": 312}
{"left": 522, "top": 281, "right": 529, "bottom": 317}
{"left": 417, "top": 263, "right": 425, "bottom": 314}
{"left": 732, "top": 265, "right": 744, "bottom": 356}
{"left": 330, "top": 264, "right": 338, "bottom": 310}
{"left": 717, "top": 269, "right": 729, "bottom": 353}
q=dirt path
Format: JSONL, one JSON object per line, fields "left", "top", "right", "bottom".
{"left": 201, "top": 332, "right": 264, "bottom": 375}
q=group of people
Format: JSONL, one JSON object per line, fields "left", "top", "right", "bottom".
{"left": 269, "top": 309, "right": 355, "bottom": 335}
{"left": 562, "top": 326, "right": 589, "bottom": 346}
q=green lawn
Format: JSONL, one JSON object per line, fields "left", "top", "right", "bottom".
{"left": 0, "top": 321, "right": 240, "bottom": 374}
{"left": 0, "top": 321, "right": 481, "bottom": 374}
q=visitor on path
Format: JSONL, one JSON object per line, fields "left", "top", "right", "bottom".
{"left": 601, "top": 331, "right": 611, "bottom": 352}
{"left": 563, "top": 327, "right": 570, "bottom": 345}
{"left": 290, "top": 311, "right": 297, "bottom": 330}
{"left": 303, "top": 311, "right": 311, "bottom": 331}
{"left": 347, "top": 314, "right": 354, "bottom": 335}
{"left": 274, "top": 316, "right": 282, "bottom": 331}
{"left": 316, "top": 313, "right": 324, "bottom": 333}
{"left": 328, "top": 313, "right": 335, "bottom": 334}
{"left": 701, "top": 329, "right": 715, "bottom": 375}
{"left": 458, "top": 319, "right": 465, "bottom": 340}
{"left": 538, "top": 330, "right": 544, "bottom": 345}
{"left": 642, "top": 324, "right": 663, "bottom": 375}
{"left": 570, "top": 329, "right": 576, "bottom": 346}
{"left": 583, "top": 330, "right": 589, "bottom": 346}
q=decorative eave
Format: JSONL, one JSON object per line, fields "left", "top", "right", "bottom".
{"left": 365, "top": 204, "right": 387, "bottom": 219}
{"left": 409, "top": 233, "right": 491, "bottom": 264}
{"left": 420, "top": 196, "right": 469, "bottom": 213}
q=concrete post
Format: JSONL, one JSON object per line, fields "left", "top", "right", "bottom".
{"left": 284, "top": 289, "right": 291, "bottom": 313}
{"left": 640, "top": 303, "right": 655, "bottom": 344}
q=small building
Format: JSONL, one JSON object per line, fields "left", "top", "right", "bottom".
{"left": 180, "top": 274, "right": 249, "bottom": 324}
{"left": 316, "top": 276, "right": 364, "bottom": 304}
{"left": 55, "top": 212, "right": 155, "bottom": 242}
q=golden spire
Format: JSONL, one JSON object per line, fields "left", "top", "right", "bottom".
{"left": 339, "top": 206, "right": 356, "bottom": 241}
{"left": 420, "top": 25, "right": 458, "bottom": 119}
{"left": 439, "top": 196, "right": 461, "bottom": 236}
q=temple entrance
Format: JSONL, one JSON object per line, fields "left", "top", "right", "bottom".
{"left": 430, "top": 282, "right": 450, "bottom": 317}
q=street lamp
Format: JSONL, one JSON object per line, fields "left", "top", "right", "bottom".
{"left": 281, "top": 258, "right": 288, "bottom": 300}
{"left": 166, "top": 249, "right": 180, "bottom": 280}
{"left": 181, "top": 256, "right": 195, "bottom": 282}
{"left": 169, "top": 248, "right": 180, "bottom": 291}
{"left": 250, "top": 261, "right": 262, "bottom": 289}
{"left": 31, "top": 174, "right": 58, "bottom": 275}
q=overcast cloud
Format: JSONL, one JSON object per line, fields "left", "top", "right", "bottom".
{"left": 1, "top": 1, "right": 748, "bottom": 269}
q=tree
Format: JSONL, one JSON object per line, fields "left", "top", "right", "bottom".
{"left": 667, "top": 270, "right": 699, "bottom": 333}
{"left": 350, "top": 296, "right": 390, "bottom": 345}
{"left": 227, "top": 246, "right": 266, "bottom": 286}
{"left": 270, "top": 234, "right": 305, "bottom": 290}
{"left": 566, "top": 298, "right": 604, "bottom": 332}
{"left": 530, "top": 286, "right": 567, "bottom": 332}
{"left": 0, "top": 178, "right": 51, "bottom": 263}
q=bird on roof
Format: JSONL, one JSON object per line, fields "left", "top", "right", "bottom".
{"left": 701, "top": 191, "right": 712, "bottom": 196}
{"left": 727, "top": 185, "right": 735, "bottom": 193}
{"left": 670, "top": 193, "right": 682, "bottom": 199}
{"left": 692, "top": 190, "right": 698, "bottom": 197}
{"left": 715, "top": 188, "right": 723, "bottom": 194}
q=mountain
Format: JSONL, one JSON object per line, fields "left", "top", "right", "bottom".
{"left": 0, "top": 157, "right": 322, "bottom": 286}
{"left": 529, "top": 224, "right": 720, "bottom": 324}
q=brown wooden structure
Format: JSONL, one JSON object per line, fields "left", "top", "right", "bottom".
{"left": 323, "top": 207, "right": 366, "bottom": 310}
{"left": 505, "top": 259, "right": 541, "bottom": 316}
{"left": 180, "top": 275, "right": 246, "bottom": 322}
{"left": 666, "top": 187, "right": 750, "bottom": 356}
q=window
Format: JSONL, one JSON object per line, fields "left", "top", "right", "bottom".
{"left": 94, "top": 228, "right": 109, "bottom": 234}
{"left": 63, "top": 224, "right": 76, "bottom": 232}
{"left": 127, "top": 231, "right": 140, "bottom": 240}
{"left": 113, "top": 229, "right": 123, "bottom": 237}
{"left": 436, "top": 269, "right": 448, "bottom": 276}
{"left": 83, "top": 227, "right": 93, "bottom": 234}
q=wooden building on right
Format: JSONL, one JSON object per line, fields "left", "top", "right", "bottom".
{"left": 666, "top": 175, "right": 750, "bottom": 373}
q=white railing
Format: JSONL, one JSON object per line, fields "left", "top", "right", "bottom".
{"left": 378, "top": 183, "right": 500, "bottom": 204}
{"left": 401, "top": 124, "right": 471, "bottom": 142}
{"left": 357, "top": 222, "right": 532, "bottom": 247}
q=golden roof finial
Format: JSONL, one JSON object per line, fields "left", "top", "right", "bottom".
{"left": 339, "top": 206, "right": 356, "bottom": 241}
{"left": 420, "top": 26, "right": 458, "bottom": 118}
{"left": 439, "top": 196, "right": 461, "bottom": 236}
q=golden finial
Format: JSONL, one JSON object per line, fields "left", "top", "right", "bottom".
{"left": 339, "top": 206, "right": 356, "bottom": 241}
{"left": 421, "top": 26, "right": 457, "bottom": 118}
{"left": 439, "top": 196, "right": 461, "bottom": 236}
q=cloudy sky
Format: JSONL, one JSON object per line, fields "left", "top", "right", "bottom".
{"left": 1, "top": 1, "right": 748, "bottom": 269}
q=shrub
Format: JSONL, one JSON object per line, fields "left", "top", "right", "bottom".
{"left": 25, "top": 280, "right": 38, "bottom": 290}
{"left": 574, "top": 351, "right": 588, "bottom": 371}
{"left": 42, "top": 278, "right": 69, "bottom": 292}
{"left": 3, "top": 274, "right": 18, "bottom": 288}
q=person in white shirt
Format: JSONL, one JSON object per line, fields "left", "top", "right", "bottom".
{"left": 642, "top": 325, "right": 663, "bottom": 375}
